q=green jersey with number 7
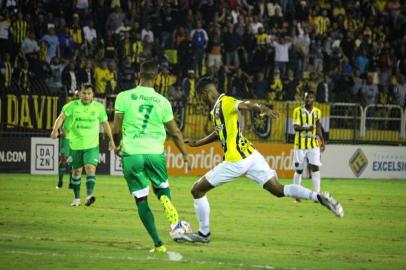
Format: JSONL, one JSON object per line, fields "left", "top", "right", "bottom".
{"left": 114, "top": 86, "right": 174, "bottom": 154}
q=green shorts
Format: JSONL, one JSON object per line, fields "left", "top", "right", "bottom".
{"left": 122, "top": 153, "right": 168, "bottom": 198}
{"left": 70, "top": 146, "right": 99, "bottom": 169}
{"left": 59, "top": 137, "right": 71, "bottom": 157}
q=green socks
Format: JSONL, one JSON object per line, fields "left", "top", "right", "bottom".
{"left": 58, "top": 164, "right": 65, "bottom": 183}
{"left": 136, "top": 199, "right": 162, "bottom": 247}
{"left": 71, "top": 175, "right": 81, "bottom": 199}
{"left": 86, "top": 173, "right": 96, "bottom": 196}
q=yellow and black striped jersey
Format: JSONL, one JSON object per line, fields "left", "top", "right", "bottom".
{"left": 211, "top": 94, "right": 255, "bottom": 162}
{"left": 292, "top": 105, "right": 321, "bottom": 149}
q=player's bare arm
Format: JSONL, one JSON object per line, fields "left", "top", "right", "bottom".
{"left": 112, "top": 112, "right": 123, "bottom": 150}
{"left": 238, "top": 100, "right": 280, "bottom": 118}
{"left": 102, "top": 121, "right": 116, "bottom": 151}
{"left": 51, "top": 112, "right": 66, "bottom": 139}
{"left": 316, "top": 120, "right": 325, "bottom": 152}
{"left": 164, "top": 119, "right": 191, "bottom": 172}
{"left": 184, "top": 131, "right": 218, "bottom": 147}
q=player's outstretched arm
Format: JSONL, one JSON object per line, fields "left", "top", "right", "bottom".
{"left": 50, "top": 113, "right": 66, "bottom": 139}
{"left": 238, "top": 100, "right": 280, "bottom": 118}
{"left": 165, "top": 119, "right": 191, "bottom": 172}
{"left": 184, "top": 131, "right": 218, "bottom": 147}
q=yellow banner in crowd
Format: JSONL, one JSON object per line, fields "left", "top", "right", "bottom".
{"left": 164, "top": 140, "right": 294, "bottom": 178}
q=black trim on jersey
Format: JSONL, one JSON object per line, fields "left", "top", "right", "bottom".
{"left": 247, "top": 147, "right": 252, "bottom": 155}
{"left": 218, "top": 101, "right": 228, "bottom": 155}
{"left": 311, "top": 113, "right": 316, "bottom": 148}
{"left": 236, "top": 120, "right": 247, "bottom": 159}
{"left": 298, "top": 109, "right": 303, "bottom": 149}
{"left": 305, "top": 111, "right": 310, "bottom": 150}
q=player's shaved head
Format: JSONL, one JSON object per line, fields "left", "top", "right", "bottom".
{"left": 140, "top": 60, "right": 158, "bottom": 81}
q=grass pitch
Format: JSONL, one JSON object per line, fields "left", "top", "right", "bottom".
{"left": 0, "top": 174, "right": 405, "bottom": 270}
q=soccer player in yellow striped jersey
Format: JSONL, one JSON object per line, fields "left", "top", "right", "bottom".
{"left": 181, "top": 79, "right": 343, "bottom": 243}
{"left": 292, "top": 90, "right": 325, "bottom": 201}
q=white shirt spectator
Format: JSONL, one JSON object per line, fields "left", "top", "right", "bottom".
{"left": 0, "top": 20, "right": 10, "bottom": 39}
{"left": 83, "top": 25, "right": 97, "bottom": 43}
{"left": 141, "top": 28, "right": 154, "bottom": 43}
{"left": 76, "top": 0, "right": 89, "bottom": 9}
{"left": 69, "top": 71, "right": 77, "bottom": 94}
{"left": 250, "top": 21, "right": 264, "bottom": 34}
{"left": 272, "top": 41, "right": 292, "bottom": 62}
{"left": 21, "top": 37, "right": 40, "bottom": 54}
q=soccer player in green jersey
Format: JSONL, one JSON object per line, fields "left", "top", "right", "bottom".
{"left": 56, "top": 91, "right": 79, "bottom": 189}
{"left": 112, "top": 60, "right": 190, "bottom": 253}
{"left": 51, "top": 83, "right": 116, "bottom": 206}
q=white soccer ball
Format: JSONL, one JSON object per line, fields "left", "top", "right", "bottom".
{"left": 169, "top": 220, "right": 192, "bottom": 241}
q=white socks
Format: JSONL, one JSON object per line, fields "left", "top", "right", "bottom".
{"left": 311, "top": 171, "right": 321, "bottom": 193}
{"left": 283, "top": 184, "right": 319, "bottom": 202}
{"left": 194, "top": 196, "right": 210, "bottom": 235}
{"left": 293, "top": 172, "right": 302, "bottom": 185}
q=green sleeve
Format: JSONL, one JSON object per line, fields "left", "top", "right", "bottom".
{"left": 115, "top": 92, "right": 125, "bottom": 113}
{"left": 98, "top": 103, "right": 108, "bottom": 122}
{"left": 62, "top": 102, "right": 72, "bottom": 117}
{"left": 162, "top": 99, "right": 174, "bottom": 123}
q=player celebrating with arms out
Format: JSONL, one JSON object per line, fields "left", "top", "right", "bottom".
{"left": 112, "top": 60, "right": 191, "bottom": 253}
{"left": 292, "top": 90, "right": 325, "bottom": 201}
{"left": 51, "top": 83, "right": 116, "bottom": 206}
{"left": 181, "top": 78, "right": 344, "bottom": 243}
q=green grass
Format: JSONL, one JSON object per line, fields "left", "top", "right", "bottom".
{"left": 0, "top": 174, "right": 405, "bottom": 270}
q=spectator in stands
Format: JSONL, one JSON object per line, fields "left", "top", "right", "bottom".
{"left": 155, "top": 62, "right": 176, "bottom": 97}
{"left": 59, "top": 27, "right": 75, "bottom": 59}
{"left": 83, "top": 20, "right": 97, "bottom": 56}
{"left": 252, "top": 71, "right": 269, "bottom": 100}
{"left": 77, "top": 59, "right": 94, "bottom": 86}
{"left": 229, "top": 67, "right": 252, "bottom": 99}
{"left": 21, "top": 31, "right": 40, "bottom": 56}
{"left": 11, "top": 12, "right": 28, "bottom": 59}
{"left": 47, "top": 56, "right": 65, "bottom": 94}
{"left": 269, "top": 69, "right": 284, "bottom": 101}
{"left": 62, "top": 61, "right": 78, "bottom": 95}
{"left": 283, "top": 70, "right": 299, "bottom": 101}
{"left": 0, "top": 11, "right": 11, "bottom": 56}
{"left": 182, "top": 69, "right": 196, "bottom": 102}
{"left": 106, "top": 60, "right": 117, "bottom": 94}
{"left": 223, "top": 23, "right": 241, "bottom": 69}
{"left": 190, "top": 20, "right": 208, "bottom": 77}
{"left": 141, "top": 22, "right": 154, "bottom": 44}
{"left": 94, "top": 61, "right": 109, "bottom": 96}
{"left": 0, "top": 52, "right": 12, "bottom": 89}
{"left": 18, "top": 61, "right": 31, "bottom": 92}
{"left": 119, "top": 56, "right": 136, "bottom": 91}
{"left": 361, "top": 75, "right": 379, "bottom": 107}
{"left": 393, "top": 75, "right": 406, "bottom": 108}
{"left": 106, "top": 5, "right": 125, "bottom": 32}
{"left": 270, "top": 35, "right": 292, "bottom": 78}
{"left": 207, "top": 25, "right": 223, "bottom": 74}
{"left": 316, "top": 73, "right": 332, "bottom": 103}
{"left": 42, "top": 26, "right": 60, "bottom": 62}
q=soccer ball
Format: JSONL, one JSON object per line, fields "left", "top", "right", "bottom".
{"left": 169, "top": 220, "right": 192, "bottom": 241}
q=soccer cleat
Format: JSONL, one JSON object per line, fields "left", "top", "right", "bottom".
{"left": 293, "top": 198, "right": 301, "bottom": 203}
{"left": 318, "top": 192, "right": 344, "bottom": 218}
{"left": 56, "top": 181, "right": 63, "bottom": 189}
{"left": 70, "top": 198, "right": 81, "bottom": 207}
{"left": 149, "top": 245, "right": 167, "bottom": 253}
{"left": 85, "top": 195, "right": 96, "bottom": 206}
{"left": 179, "top": 231, "right": 210, "bottom": 243}
{"left": 160, "top": 195, "right": 179, "bottom": 226}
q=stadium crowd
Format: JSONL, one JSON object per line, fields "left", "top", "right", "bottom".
{"left": 0, "top": 0, "right": 406, "bottom": 108}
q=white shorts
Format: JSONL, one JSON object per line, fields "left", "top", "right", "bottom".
{"left": 205, "top": 150, "right": 277, "bottom": 187}
{"left": 292, "top": 148, "right": 322, "bottom": 170}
